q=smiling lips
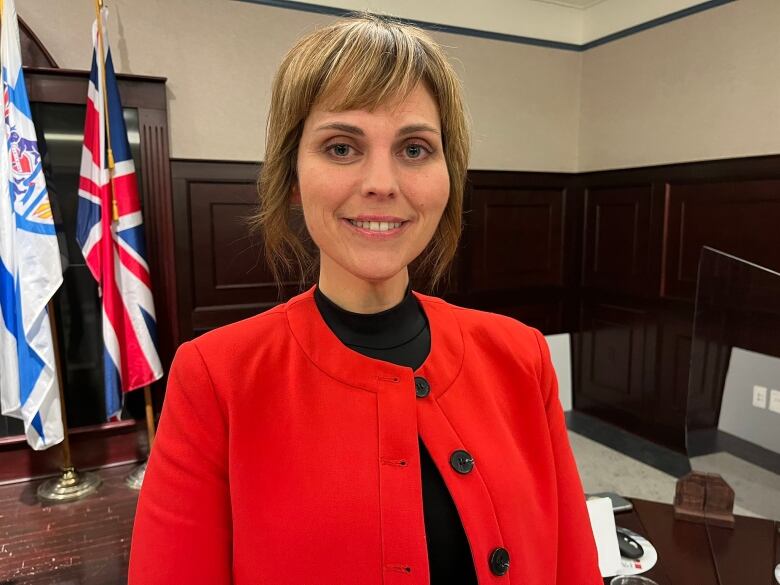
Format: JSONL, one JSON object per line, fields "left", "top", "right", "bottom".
{"left": 344, "top": 217, "right": 407, "bottom": 236}
{"left": 348, "top": 219, "right": 403, "bottom": 232}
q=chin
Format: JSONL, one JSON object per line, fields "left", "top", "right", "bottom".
{"left": 345, "top": 261, "right": 409, "bottom": 284}
{"left": 352, "top": 268, "right": 406, "bottom": 284}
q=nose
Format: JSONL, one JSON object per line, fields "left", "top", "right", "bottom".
{"left": 361, "top": 151, "right": 398, "bottom": 199}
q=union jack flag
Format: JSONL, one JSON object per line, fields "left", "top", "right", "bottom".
{"left": 76, "top": 8, "right": 162, "bottom": 420}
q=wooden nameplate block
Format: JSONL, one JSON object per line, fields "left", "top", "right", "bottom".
{"left": 674, "top": 471, "right": 735, "bottom": 528}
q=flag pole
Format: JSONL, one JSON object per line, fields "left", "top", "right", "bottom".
{"left": 36, "top": 302, "right": 102, "bottom": 502}
{"left": 126, "top": 384, "right": 157, "bottom": 489}
{"left": 144, "top": 385, "right": 156, "bottom": 449}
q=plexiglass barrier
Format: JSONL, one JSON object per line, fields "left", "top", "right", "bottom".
{"left": 686, "top": 246, "right": 780, "bottom": 522}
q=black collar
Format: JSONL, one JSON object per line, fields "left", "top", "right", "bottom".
{"left": 313, "top": 284, "right": 427, "bottom": 351}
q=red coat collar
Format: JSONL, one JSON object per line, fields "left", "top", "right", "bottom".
{"left": 284, "top": 286, "right": 465, "bottom": 398}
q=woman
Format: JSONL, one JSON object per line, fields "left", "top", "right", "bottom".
{"left": 129, "top": 14, "right": 601, "bottom": 585}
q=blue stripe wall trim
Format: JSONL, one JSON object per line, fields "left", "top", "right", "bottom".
{"left": 236, "top": 0, "right": 735, "bottom": 52}
{"left": 580, "top": 0, "right": 735, "bottom": 50}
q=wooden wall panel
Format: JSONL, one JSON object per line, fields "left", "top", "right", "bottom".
{"left": 189, "top": 182, "right": 272, "bottom": 306}
{"left": 654, "top": 311, "right": 693, "bottom": 433}
{"left": 485, "top": 301, "right": 564, "bottom": 334}
{"left": 583, "top": 185, "right": 653, "bottom": 295}
{"left": 456, "top": 171, "right": 579, "bottom": 335}
{"left": 468, "top": 188, "right": 564, "bottom": 291}
{"left": 578, "top": 302, "right": 654, "bottom": 414}
{"left": 0, "top": 422, "right": 145, "bottom": 484}
{"left": 663, "top": 179, "right": 780, "bottom": 300}
{"left": 171, "top": 160, "right": 305, "bottom": 338}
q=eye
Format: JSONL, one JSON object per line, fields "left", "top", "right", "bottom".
{"left": 402, "top": 142, "right": 432, "bottom": 161}
{"left": 406, "top": 144, "right": 423, "bottom": 158}
{"left": 327, "top": 143, "right": 353, "bottom": 158}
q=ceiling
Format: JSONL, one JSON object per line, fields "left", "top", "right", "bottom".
{"left": 277, "top": 0, "right": 732, "bottom": 48}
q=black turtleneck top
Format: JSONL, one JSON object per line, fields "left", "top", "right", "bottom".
{"left": 314, "top": 286, "right": 478, "bottom": 585}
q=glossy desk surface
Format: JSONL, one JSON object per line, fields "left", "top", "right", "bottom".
{"left": 610, "top": 498, "right": 780, "bottom": 585}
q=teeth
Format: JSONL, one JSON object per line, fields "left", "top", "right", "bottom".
{"left": 349, "top": 219, "right": 402, "bottom": 232}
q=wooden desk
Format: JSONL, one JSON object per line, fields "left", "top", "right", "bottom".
{"left": 608, "top": 499, "right": 780, "bottom": 584}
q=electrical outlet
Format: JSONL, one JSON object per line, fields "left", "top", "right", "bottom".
{"left": 769, "top": 389, "right": 780, "bottom": 414}
{"left": 753, "top": 385, "right": 768, "bottom": 409}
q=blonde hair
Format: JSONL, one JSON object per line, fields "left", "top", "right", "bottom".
{"left": 254, "top": 13, "right": 470, "bottom": 290}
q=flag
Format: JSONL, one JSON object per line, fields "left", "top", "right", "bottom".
{"left": 76, "top": 8, "right": 162, "bottom": 420}
{"left": 0, "top": 0, "right": 64, "bottom": 450}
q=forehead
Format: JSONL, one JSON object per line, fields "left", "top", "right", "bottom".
{"left": 307, "top": 83, "right": 441, "bottom": 128}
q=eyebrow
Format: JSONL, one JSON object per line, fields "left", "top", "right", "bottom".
{"left": 314, "top": 122, "right": 440, "bottom": 137}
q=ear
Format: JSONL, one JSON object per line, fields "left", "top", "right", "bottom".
{"left": 290, "top": 181, "right": 302, "bottom": 205}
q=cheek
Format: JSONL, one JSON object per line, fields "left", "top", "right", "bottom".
{"left": 414, "top": 166, "right": 450, "bottom": 217}
{"left": 297, "top": 179, "right": 353, "bottom": 250}
{"left": 298, "top": 166, "right": 345, "bottom": 216}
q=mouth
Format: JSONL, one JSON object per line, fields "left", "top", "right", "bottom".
{"left": 346, "top": 218, "right": 405, "bottom": 232}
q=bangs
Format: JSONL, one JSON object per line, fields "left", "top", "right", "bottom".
{"left": 307, "top": 18, "right": 430, "bottom": 112}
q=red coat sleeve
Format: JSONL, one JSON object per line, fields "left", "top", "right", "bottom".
{"left": 533, "top": 329, "right": 602, "bottom": 584}
{"left": 128, "top": 341, "right": 232, "bottom": 584}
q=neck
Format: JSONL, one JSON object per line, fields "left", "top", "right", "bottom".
{"left": 318, "top": 257, "right": 409, "bottom": 314}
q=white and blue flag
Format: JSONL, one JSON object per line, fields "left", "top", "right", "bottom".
{"left": 0, "top": 0, "right": 64, "bottom": 450}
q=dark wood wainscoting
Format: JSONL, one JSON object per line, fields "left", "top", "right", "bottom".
{"left": 171, "top": 160, "right": 311, "bottom": 340}
{"left": 582, "top": 184, "right": 658, "bottom": 297}
{"left": 574, "top": 155, "right": 780, "bottom": 450}
{"left": 169, "top": 156, "right": 780, "bottom": 452}
{"left": 453, "top": 170, "right": 582, "bottom": 334}
{"left": 663, "top": 178, "right": 780, "bottom": 299}
{"left": 170, "top": 163, "right": 581, "bottom": 340}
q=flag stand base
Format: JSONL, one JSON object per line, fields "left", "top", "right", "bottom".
{"left": 125, "top": 461, "right": 146, "bottom": 491}
{"left": 37, "top": 467, "right": 102, "bottom": 503}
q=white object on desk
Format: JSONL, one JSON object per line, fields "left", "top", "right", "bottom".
{"left": 774, "top": 562, "right": 779, "bottom": 583}
{"left": 586, "top": 496, "right": 622, "bottom": 577}
{"left": 613, "top": 527, "right": 658, "bottom": 576}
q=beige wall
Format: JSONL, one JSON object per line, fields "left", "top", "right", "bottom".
{"left": 583, "top": 0, "right": 705, "bottom": 41}
{"left": 439, "top": 30, "right": 581, "bottom": 171}
{"left": 579, "top": 0, "right": 780, "bottom": 171}
{"left": 18, "top": 0, "right": 582, "bottom": 172}
{"left": 18, "top": 0, "right": 780, "bottom": 173}
{"left": 292, "top": 0, "right": 584, "bottom": 43}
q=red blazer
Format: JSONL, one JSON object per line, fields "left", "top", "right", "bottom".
{"left": 129, "top": 288, "right": 601, "bottom": 584}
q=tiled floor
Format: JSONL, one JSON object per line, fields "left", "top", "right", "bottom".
{"left": 570, "top": 431, "right": 679, "bottom": 504}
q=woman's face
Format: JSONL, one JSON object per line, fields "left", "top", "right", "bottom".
{"left": 295, "top": 83, "right": 450, "bottom": 290}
